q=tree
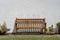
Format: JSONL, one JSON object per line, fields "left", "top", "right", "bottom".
{"left": 0, "top": 22, "right": 7, "bottom": 34}
{"left": 49, "top": 25, "right": 53, "bottom": 32}
{"left": 1, "top": 22, "right": 7, "bottom": 33}
{"left": 56, "top": 22, "right": 60, "bottom": 33}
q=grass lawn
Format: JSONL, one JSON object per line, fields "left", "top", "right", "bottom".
{"left": 0, "top": 37, "right": 60, "bottom": 40}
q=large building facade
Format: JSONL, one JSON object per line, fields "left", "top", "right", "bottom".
{"left": 13, "top": 18, "right": 46, "bottom": 34}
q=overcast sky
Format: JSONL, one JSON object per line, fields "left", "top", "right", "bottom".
{"left": 0, "top": 0, "right": 60, "bottom": 32}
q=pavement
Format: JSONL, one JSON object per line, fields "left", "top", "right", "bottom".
{"left": 0, "top": 34, "right": 60, "bottom": 38}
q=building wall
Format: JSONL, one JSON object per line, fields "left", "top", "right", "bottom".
{"left": 14, "top": 18, "right": 46, "bottom": 34}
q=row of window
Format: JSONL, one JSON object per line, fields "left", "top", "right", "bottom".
{"left": 16, "top": 20, "right": 44, "bottom": 23}
{"left": 17, "top": 23, "right": 44, "bottom": 27}
{"left": 17, "top": 29, "right": 43, "bottom": 32}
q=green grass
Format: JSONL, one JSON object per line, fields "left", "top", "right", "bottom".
{"left": 0, "top": 37, "right": 60, "bottom": 40}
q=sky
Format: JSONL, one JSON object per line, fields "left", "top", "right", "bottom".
{"left": 0, "top": 0, "right": 60, "bottom": 33}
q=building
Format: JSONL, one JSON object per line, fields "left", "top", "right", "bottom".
{"left": 13, "top": 18, "right": 46, "bottom": 34}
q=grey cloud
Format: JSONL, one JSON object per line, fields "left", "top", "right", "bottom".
{"left": 0, "top": 0, "right": 60, "bottom": 32}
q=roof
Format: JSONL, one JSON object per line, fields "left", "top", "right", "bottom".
{"left": 16, "top": 18, "right": 45, "bottom": 20}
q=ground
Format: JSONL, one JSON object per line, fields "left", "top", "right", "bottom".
{"left": 0, "top": 35, "right": 60, "bottom": 40}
